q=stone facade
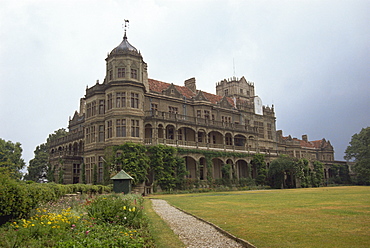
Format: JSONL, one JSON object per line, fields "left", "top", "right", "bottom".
{"left": 48, "top": 32, "right": 339, "bottom": 187}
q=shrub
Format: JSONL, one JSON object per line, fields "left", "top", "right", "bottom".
{"left": 85, "top": 194, "right": 145, "bottom": 228}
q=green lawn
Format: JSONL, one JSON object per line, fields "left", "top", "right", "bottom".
{"left": 152, "top": 186, "right": 370, "bottom": 248}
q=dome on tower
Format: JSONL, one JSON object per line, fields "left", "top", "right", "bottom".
{"left": 109, "top": 33, "right": 140, "bottom": 57}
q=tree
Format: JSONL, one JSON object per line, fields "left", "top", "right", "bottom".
{"left": 0, "top": 138, "right": 25, "bottom": 179}
{"left": 24, "top": 144, "right": 49, "bottom": 181}
{"left": 345, "top": 127, "right": 370, "bottom": 185}
{"left": 311, "top": 161, "right": 324, "bottom": 187}
{"left": 25, "top": 128, "right": 67, "bottom": 182}
{"left": 251, "top": 154, "right": 267, "bottom": 185}
{"left": 268, "top": 155, "right": 296, "bottom": 189}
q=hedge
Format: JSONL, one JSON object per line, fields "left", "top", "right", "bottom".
{"left": 0, "top": 170, "right": 111, "bottom": 224}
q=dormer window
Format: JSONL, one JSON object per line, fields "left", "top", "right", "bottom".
{"left": 131, "top": 69, "right": 137, "bottom": 79}
{"left": 118, "top": 68, "right": 125, "bottom": 78}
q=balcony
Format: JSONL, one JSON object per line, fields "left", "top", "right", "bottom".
{"left": 144, "top": 111, "right": 258, "bottom": 133}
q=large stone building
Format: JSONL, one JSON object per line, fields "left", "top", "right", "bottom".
{"left": 48, "top": 30, "right": 340, "bottom": 188}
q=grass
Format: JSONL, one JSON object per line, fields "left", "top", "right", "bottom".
{"left": 152, "top": 186, "right": 370, "bottom": 248}
{"left": 143, "top": 199, "right": 185, "bottom": 248}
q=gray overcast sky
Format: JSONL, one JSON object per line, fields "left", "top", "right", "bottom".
{"left": 0, "top": 0, "right": 369, "bottom": 168}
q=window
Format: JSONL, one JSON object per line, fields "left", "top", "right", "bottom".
{"left": 224, "top": 89, "right": 229, "bottom": 96}
{"left": 98, "top": 125, "right": 105, "bottom": 142}
{"left": 178, "top": 129, "right": 182, "bottom": 140}
{"left": 222, "top": 116, "right": 231, "bottom": 123}
{"left": 168, "top": 106, "right": 178, "bottom": 115}
{"left": 73, "top": 163, "right": 80, "bottom": 184}
{"left": 107, "top": 93, "right": 113, "bottom": 110}
{"left": 131, "top": 69, "right": 137, "bottom": 79}
{"left": 197, "top": 110, "right": 201, "bottom": 118}
{"left": 116, "top": 119, "right": 126, "bottom": 137}
{"left": 240, "top": 89, "right": 243, "bottom": 94}
{"left": 255, "top": 121, "right": 264, "bottom": 138}
{"left": 91, "top": 125, "right": 96, "bottom": 143}
{"left": 73, "top": 163, "right": 80, "bottom": 175}
{"left": 267, "top": 123, "right": 273, "bottom": 140}
{"left": 99, "top": 100, "right": 105, "bottom": 114}
{"left": 107, "top": 120, "right": 113, "bottom": 138}
{"left": 85, "top": 127, "right": 90, "bottom": 144}
{"left": 168, "top": 106, "right": 178, "bottom": 119}
{"left": 91, "top": 101, "right": 96, "bottom": 116}
{"left": 198, "top": 132, "right": 203, "bottom": 142}
{"left": 225, "top": 136, "right": 232, "bottom": 145}
{"left": 131, "top": 119, "right": 139, "bottom": 137}
{"left": 116, "top": 92, "right": 126, "bottom": 108}
{"left": 109, "top": 70, "right": 113, "bottom": 80}
{"left": 204, "top": 110, "right": 210, "bottom": 120}
{"left": 151, "top": 103, "right": 158, "bottom": 111}
{"left": 131, "top": 93, "right": 139, "bottom": 108}
{"left": 86, "top": 103, "right": 92, "bottom": 118}
{"left": 118, "top": 67, "right": 125, "bottom": 78}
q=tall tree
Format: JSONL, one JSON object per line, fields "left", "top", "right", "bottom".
{"left": 25, "top": 128, "right": 67, "bottom": 182}
{"left": 344, "top": 127, "right": 370, "bottom": 185}
{"left": 0, "top": 138, "right": 25, "bottom": 179}
{"left": 24, "top": 144, "right": 49, "bottom": 181}
{"left": 251, "top": 154, "right": 267, "bottom": 185}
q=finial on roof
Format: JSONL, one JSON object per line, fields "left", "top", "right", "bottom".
{"left": 123, "top": 19, "right": 129, "bottom": 39}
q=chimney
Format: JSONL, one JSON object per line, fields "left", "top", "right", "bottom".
{"left": 184, "top": 77, "right": 196, "bottom": 92}
{"left": 80, "top": 98, "right": 86, "bottom": 115}
{"left": 302, "top": 134, "right": 308, "bottom": 142}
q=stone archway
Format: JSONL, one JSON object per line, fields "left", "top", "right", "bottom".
{"left": 212, "top": 158, "right": 223, "bottom": 179}
{"left": 236, "top": 159, "right": 249, "bottom": 178}
{"left": 184, "top": 156, "right": 197, "bottom": 179}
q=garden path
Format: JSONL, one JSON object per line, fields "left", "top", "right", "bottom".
{"left": 151, "top": 199, "right": 250, "bottom": 248}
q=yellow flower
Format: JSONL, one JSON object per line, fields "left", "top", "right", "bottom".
{"left": 31, "top": 224, "right": 35, "bottom": 227}
{"left": 47, "top": 222, "right": 52, "bottom": 225}
{"left": 123, "top": 206, "right": 126, "bottom": 210}
{"left": 132, "top": 207, "right": 136, "bottom": 212}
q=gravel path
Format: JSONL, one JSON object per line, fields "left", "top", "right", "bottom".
{"left": 151, "top": 199, "right": 245, "bottom": 248}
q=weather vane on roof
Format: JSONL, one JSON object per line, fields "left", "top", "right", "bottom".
{"left": 123, "top": 19, "right": 129, "bottom": 38}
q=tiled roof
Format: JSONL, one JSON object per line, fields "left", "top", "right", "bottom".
{"left": 148, "top": 78, "right": 236, "bottom": 107}
{"left": 202, "top": 92, "right": 223, "bottom": 104}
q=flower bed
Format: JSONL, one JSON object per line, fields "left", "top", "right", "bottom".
{"left": 0, "top": 194, "right": 154, "bottom": 248}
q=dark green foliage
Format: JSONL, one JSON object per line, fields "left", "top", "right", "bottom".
{"left": 93, "top": 163, "right": 98, "bottom": 185}
{"left": 328, "top": 164, "right": 351, "bottom": 184}
{"left": 81, "top": 163, "right": 86, "bottom": 184}
{"left": 311, "top": 161, "right": 324, "bottom": 187}
{"left": 107, "top": 143, "right": 150, "bottom": 185}
{"left": 26, "top": 129, "right": 68, "bottom": 182}
{"left": 268, "top": 155, "right": 296, "bottom": 188}
{"left": 268, "top": 156, "right": 322, "bottom": 189}
{"left": 0, "top": 138, "right": 25, "bottom": 179}
{"left": 0, "top": 171, "right": 111, "bottom": 222}
{"left": 345, "top": 126, "right": 370, "bottom": 185}
{"left": 251, "top": 154, "right": 267, "bottom": 185}
{"left": 24, "top": 144, "right": 49, "bottom": 181}
{"left": 86, "top": 194, "right": 145, "bottom": 228}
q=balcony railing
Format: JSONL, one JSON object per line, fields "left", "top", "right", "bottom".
{"left": 49, "top": 131, "right": 84, "bottom": 147}
{"left": 145, "top": 111, "right": 258, "bottom": 133}
{"left": 143, "top": 138, "right": 280, "bottom": 156}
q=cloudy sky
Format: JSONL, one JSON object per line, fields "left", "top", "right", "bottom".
{"left": 1, "top": 0, "right": 369, "bottom": 169}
